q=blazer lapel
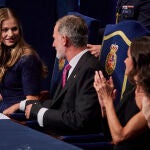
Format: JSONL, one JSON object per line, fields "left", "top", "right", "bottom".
{"left": 66, "top": 51, "right": 91, "bottom": 88}
{"left": 51, "top": 64, "right": 80, "bottom": 107}
{"left": 50, "top": 52, "right": 90, "bottom": 107}
{"left": 50, "top": 85, "right": 62, "bottom": 108}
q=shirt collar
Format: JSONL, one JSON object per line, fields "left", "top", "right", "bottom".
{"left": 69, "top": 49, "right": 88, "bottom": 69}
{"left": 67, "top": 49, "right": 88, "bottom": 77}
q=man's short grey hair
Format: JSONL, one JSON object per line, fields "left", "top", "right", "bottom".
{"left": 56, "top": 15, "right": 88, "bottom": 47}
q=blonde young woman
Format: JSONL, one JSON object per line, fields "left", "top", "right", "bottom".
{"left": 94, "top": 36, "right": 150, "bottom": 150}
{"left": 0, "top": 8, "right": 48, "bottom": 112}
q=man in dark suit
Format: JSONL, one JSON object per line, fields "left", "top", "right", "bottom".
{"left": 87, "top": 0, "right": 150, "bottom": 57}
{"left": 116, "top": 0, "right": 150, "bottom": 30}
{"left": 21, "top": 15, "right": 102, "bottom": 135}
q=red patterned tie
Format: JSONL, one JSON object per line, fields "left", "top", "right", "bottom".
{"left": 62, "top": 64, "right": 71, "bottom": 87}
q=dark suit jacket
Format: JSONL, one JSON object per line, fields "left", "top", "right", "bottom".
{"left": 30, "top": 52, "right": 103, "bottom": 134}
{"left": 116, "top": 0, "right": 150, "bottom": 30}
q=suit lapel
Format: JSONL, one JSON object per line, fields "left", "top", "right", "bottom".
{"left": 66, "top": 51, "right": 91, "bottom": 88}
{"left": 50, "top": 51, "right": 90, "bottom": 107}
{"left": 52, "top": 82, "right": 62, "bottom": 99}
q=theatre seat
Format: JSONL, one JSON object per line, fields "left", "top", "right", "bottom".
{"left": 59, "top": 133, "right": 105, "bottom": 143}
{"left": 100, "top": 20, "right": 150, "bottom": 106}
{"left": 9, "top": 112, "right": 26, "bottom": 121}
{"left": 68, "top": 11, "right": 103, "bottom": 44}
{"left": 71, "top": 142, "right": 113, "bottom": 150}
{"left": 58, "top": 133, "right": 113, "bottom": 150}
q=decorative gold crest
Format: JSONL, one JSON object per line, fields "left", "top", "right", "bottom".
{"left": 59, "top": 58, "right": 66, "bottom": 70}
{"left": 105, "top": 44, "right": 118, "bottom": 75}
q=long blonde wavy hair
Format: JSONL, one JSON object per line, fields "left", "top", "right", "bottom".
{"left": 0, "top": 8, "right": 48, "bottom": 82}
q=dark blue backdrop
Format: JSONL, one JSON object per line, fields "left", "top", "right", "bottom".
{"left": 80, "top": 0, "right": 117, "bottom": 25}
{"left": 0, "top": 0, "right": 117, "bottom": 90}
{"left": 0, "top": 0, "right": 57, "bottom": 90}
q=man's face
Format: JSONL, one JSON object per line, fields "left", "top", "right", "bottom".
{"left": 52, "top": 24, "right": 66, "bottom": 59}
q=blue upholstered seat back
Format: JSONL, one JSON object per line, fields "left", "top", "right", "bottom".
{"left": 68, "top": 11, "right": 102, "bottom": 44}
{"left": 100, "top": 20, "right": 150, "bottom": 105}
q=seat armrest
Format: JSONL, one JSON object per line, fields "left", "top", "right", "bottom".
{"left": 59, "top": 133, "right": 106, "bottom": 143}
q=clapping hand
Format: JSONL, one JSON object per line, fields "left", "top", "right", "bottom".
{"left": 94, "top": 70, "right": 116, "bottom": 117}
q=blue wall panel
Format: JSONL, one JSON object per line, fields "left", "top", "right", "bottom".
{"left": 5, "top": 0, "right": 57, "bottom": 90}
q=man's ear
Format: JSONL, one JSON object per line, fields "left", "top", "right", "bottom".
{"left": 61, "top": 35, "right": 67, "bottom": 46}
{"left": 62, "top": 35, "right": 70, "bottom": 47}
